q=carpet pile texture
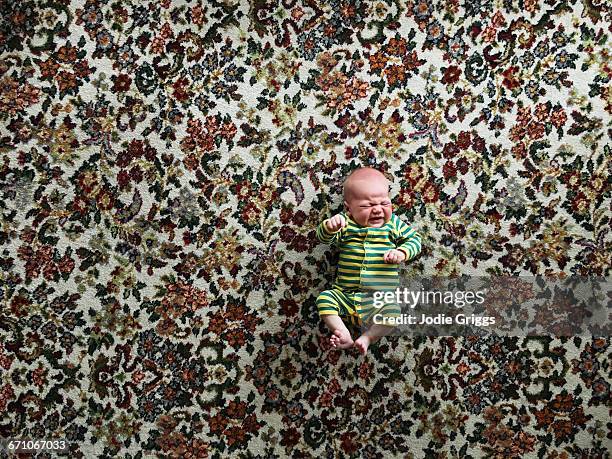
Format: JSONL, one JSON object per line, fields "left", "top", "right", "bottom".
{"left": 0, "top": 0, "right": 610, "bottom": 457}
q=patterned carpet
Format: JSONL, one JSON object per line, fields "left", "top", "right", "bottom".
{"left": 1, "top": 0, "right": 610, "bottom": 457}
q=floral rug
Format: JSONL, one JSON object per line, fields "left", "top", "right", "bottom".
{"left": 0, "top": 0, "right": 610, "bottom": 457}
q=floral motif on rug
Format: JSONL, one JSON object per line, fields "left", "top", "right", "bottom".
{"left": 0, "top": 0, "right": 610, "bottom": 457}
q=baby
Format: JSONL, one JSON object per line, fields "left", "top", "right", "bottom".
{"left": 316, "top": 167, "right": 422, "bottom": 355}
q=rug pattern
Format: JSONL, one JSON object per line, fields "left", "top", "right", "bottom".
{"left": 0, "top": 0, "right": 610, "bottom": 457}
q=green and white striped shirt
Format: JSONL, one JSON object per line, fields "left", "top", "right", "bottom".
{"left": 316, "top": 213, "right": 421, "bottom": 292}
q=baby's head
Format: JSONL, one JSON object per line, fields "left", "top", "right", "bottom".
{"left": 343, "top": 168, "right": 392, "bottom": 227}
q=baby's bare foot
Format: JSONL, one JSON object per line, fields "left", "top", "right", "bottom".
{"left": 354, "top": 334, "right": 379, "bottom": 355}
{"left": 329, "top": 329, "right": 354, "bottom": 349}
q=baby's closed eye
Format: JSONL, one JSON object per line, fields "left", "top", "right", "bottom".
{"left": 361, "top": 202, "right": 391, "bottom": 208}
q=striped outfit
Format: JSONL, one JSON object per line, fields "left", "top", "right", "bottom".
{"left": 316, "top": 213, "right": 421, "bottom": 327}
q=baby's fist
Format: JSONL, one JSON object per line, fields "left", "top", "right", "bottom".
{"left": 384, "top": 249, "right": 406, "bottom": 264}
{"left": 325, "top": 214, "right": 346, "bottom": 233}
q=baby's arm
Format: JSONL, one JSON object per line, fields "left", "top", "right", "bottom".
{"left": 384, "top": 215, "right": 422, "bottom": 263}
{"left": 316, "top": 213, "right": 347, "bottom": 244}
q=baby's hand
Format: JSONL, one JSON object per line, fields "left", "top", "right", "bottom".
{"left": 384, "top": 249, "right": 406, "bottom": 264}
{"left": 325, "top": 214, "right": 347, "bottom": 233}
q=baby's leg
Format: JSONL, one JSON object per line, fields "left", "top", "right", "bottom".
{"left": 354, "top": 293, "right": 398, "bottom": 355}
{"left": 354, "top": 324, "right": 394, "bottom": 355}
{"left": 316, "top": 289, "right": 355, "bottom": 349}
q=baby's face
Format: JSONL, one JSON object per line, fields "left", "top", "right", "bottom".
{"left": 344, "top": 179, "right": 392, "bottom": 227}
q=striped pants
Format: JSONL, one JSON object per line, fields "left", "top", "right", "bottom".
{"left": 316, "top": 288, "right": 400, "bottom": 327}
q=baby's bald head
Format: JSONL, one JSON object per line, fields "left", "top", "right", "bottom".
{"left": 342, "top": 168, "right": 392, "bottom": 227}
{"left": 343, "top": 168, "right": 389, "bottom": 201}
